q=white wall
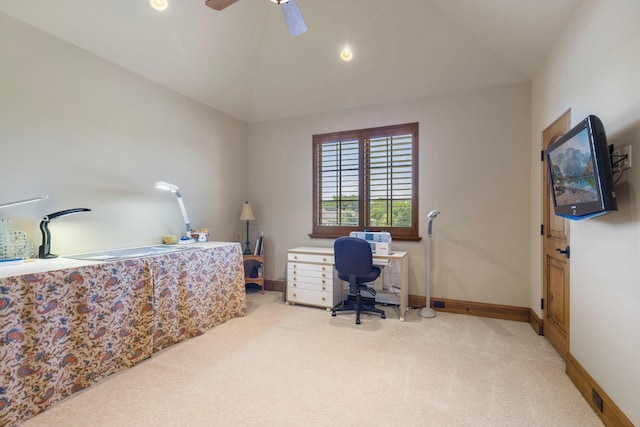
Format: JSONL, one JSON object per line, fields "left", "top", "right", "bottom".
{"left": 248, "top": 82, "right": 532, "bottom": 307}
{"left": 0, "top": 13, "right": 248, "bottom": 255}
{"left": 530, "top": 0, "right": 640, "bottom": 423}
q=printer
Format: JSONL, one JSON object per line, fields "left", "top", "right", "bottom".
{"left": 349, "top": 231, "right": 392, "bottom": 255}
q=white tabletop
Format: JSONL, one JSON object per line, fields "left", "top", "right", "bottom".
{"left": 0, "top": 241, "right": 238, "bottom": 279}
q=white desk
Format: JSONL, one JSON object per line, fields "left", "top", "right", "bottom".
{"left": 286, "top": 246, "right": 409, "bottom": 321}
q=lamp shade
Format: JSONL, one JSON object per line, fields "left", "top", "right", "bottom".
{"left": 240, "top": 202, "right": 255, "bottom": 221}
{"left": 155, "top": 181, "right": 179, "bottom": 194}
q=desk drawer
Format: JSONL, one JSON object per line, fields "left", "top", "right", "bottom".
{"left": 288, "top": 261, "right": 332, "bottom": 274}
{"left": 288, "top": 267, "right": 332, "bottom": 283}
{"left": 286, "top": 287, "right": 334, "bottom": 308}
{"left": 287, "top": 252, "right": 334, "bottom": 264}
{"left": 287, "top": 275, "right": 332, "bottom": 291}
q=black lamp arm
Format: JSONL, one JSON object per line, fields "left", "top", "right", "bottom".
{"left": 44, "top": 208, "right": 91, "bottom": 221}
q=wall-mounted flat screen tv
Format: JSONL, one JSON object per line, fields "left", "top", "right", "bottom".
{"left": 545, "top": 115, "right": 617, "bottom": 220}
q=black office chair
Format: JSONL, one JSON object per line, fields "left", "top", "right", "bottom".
{"left": 332, "top": 237, "right": 386, "bottom": 324}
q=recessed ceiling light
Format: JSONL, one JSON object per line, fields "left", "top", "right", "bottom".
{"left": 149, "top": 0, "right": 168, "bottom": 11}
{"left": 340, "top": 47, "right": 353, "bottom": 62}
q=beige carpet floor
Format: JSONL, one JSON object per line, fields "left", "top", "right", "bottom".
{"left": 21, "top": 290, "right": 602, "bottom": 427}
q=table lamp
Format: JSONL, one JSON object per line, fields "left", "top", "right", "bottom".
{"left": 39, "top": 208, "right": 92, "bottom": 258}
{"left": 155, "top": 181, "right": 191, "bottom": 238}
{"left": 240, "top": 201, "right": 255, "bottom": 254}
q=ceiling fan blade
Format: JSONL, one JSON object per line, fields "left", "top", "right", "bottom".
{"left": 205, "top": 0, "right": 240, "bottom": 11}
{"left": 281, "top": 0, "right": 307, "bottom": 36}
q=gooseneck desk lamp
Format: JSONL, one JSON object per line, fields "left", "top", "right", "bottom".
{"left": 419, "top": 209, "right": 441, "bottom": 319}
{"left": 155, "top": 181, "right": 192, "bottom": 239}
{"left": 240, "top": 201, "right": 255, "bottom": 255}
{"left": 38, "top": 208, "right": 91, "bottom": 259}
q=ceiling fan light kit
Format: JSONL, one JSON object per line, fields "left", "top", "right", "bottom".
{"left": 205, "top": 0, "right": 307, "bottom": 36}
{"left": 148, "top": 0, "right": 168, "bottom": 11}
{"left": 340, "top": 47, "right": 353, "bottom": 62}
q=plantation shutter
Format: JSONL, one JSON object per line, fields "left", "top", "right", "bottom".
{"left": 365, "top": 133, "right": 413, "bottom": 227}
{"left": 316, "top": 137, "right": 360, "bottom": 227}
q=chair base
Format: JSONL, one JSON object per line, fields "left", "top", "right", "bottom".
{"left": 332, "top": 294, "right": 386, "bottom": 324}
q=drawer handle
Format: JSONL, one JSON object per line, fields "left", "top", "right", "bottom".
{"left": 321, "top": 280, "right": 325, "bottom": 284}
{"left": 293, "top": 270, "right": 297, "bottom": 274}
{"left": 294, "top": 256, "right": 298, "bottom": 260}
{"left": 322, "top": 286, "right": 326, "bottom": 291}
{"left": 321, "top": 274, "right": 326, "bottom": 278}
{"left": 292, "top": 265, "right": 297, "bottom": 269}
{"left": 293, "top": 277, "right": 297, "bottom": 281}
{"left": 321, "top": 267, "right": 326, "bottom": 271}
{"left": 293, "top": 283, "right": 297, "bottom": 287}
{"left": 322, "top": 297, "right": 326, "bottom": 301}
{"left": 322, "top": 257, "right": 327, "bottom": 262}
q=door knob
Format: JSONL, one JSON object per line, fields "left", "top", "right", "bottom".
{"left": 556, "top": 246, "right": 570, "bottom": 259}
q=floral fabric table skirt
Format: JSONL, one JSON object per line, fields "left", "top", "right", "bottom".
{"left": 0, "top": 243, "right": 246, "bottom": 427}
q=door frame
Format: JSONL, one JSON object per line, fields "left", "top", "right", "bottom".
{"left": 541, "top": 109, "right": 571, "bottom": 358}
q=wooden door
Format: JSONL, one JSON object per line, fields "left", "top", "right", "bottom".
{"left": 542, "top": 110, "right": 571, "bottom": 359}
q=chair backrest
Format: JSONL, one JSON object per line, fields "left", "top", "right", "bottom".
{"left": 333, "top": 236, "right": 374, "bottom": 276}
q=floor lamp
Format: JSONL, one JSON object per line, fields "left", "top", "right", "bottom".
{"left": 419, "top": 210, "right": 440, "bottom": 318}
{"left": 240, "top": 201, "right": 255, "bottom": 255}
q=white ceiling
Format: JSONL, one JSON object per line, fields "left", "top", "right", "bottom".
{"left": 0, "top": 0, "right": 581, "bottom": 123}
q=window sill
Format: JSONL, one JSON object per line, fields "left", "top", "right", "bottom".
{"left": 308, "top": 233, "right": 422, "bottom": 242}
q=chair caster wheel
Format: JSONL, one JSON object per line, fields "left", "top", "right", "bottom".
{"left": 381, "top": 313, "right": 386, "bottom": 319}
{"left": 356, "top": 319, "right": 361, "bottom": 325}
{"left": 331, "top": 311, "right": 336, "bottom": 317}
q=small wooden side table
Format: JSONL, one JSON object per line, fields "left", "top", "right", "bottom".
{"left": 243, "top": 254, "right": 264, "bottom": 294}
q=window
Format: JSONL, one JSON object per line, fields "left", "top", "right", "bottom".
{"left": 311, "top": 122, "right": 419, "bottom": 241}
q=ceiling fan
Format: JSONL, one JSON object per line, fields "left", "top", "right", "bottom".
{"left": 205, "top": 0, "right": 307, "bottom": 37}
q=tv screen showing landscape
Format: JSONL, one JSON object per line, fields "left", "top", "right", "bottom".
{"left": 547, "top": 127, "right": 599, "bottom": 207}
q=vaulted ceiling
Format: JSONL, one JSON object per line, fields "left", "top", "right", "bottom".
{"left": 0, "top": 0, "right": 581, "bottom": 123}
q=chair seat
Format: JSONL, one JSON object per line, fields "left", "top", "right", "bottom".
{"left": 337, "top": 266, "right": 380, "bottom": 283}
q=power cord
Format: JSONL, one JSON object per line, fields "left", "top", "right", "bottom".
{"left": 611, "top": 153, "right": 629, "bottom": 170}
{"left": 611, "top": 153, "right": 629, "bottom": 184}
